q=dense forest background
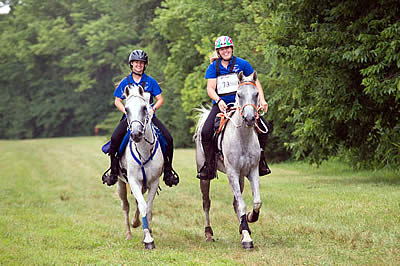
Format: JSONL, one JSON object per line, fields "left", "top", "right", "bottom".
{"left": 1, "top": 0, "right": 399, "bottom": 169}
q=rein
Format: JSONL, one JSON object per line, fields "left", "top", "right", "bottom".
{"left": 218, "top": 81, "right": 268, "bottom": 134}
{"left": 126, "top": 94, "right": 159, "bottom": 188}
{"left": 128, "top": 124, "right": 159, "bottom": 189}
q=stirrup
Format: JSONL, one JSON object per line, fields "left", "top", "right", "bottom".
{"left": 163, "top": 168, "right": 179, "bottom": 187}
{"left": 197, "top": 164, "right": 208, "bottom": 178}
{"left": 101, "top": 167, "right": 111, "bottom": 183}
{"left": 102, "top": 167, "right": 118, "bottom": 186}
{"left": 259, "top": 161, "right": 271, "bottom": 176}
{"left": 197, "top": 163, "right": 217, "bottom": 179}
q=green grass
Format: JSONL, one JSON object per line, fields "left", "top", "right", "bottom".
{"left": 0, "top": 137, "right": 399, "bottom": 265}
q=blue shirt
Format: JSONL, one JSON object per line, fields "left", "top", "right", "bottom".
{"left": 205, "top": 56, "right": 254, "bottom": 104}
{"left": 114, "top": 72, "right": 162, "bottom": 104}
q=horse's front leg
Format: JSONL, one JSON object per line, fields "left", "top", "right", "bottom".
{"left": 129, "top": 178, "right": 154, "bottom": 250}
{"left": 117, "top": 180, "right": 132, "bottom": 240}
{"left": 232, "top": 176, "right": 245, "bottom": 219}
{"left": 145, "top": 180, "right": 160, "bottom": 227}
{"left": 200, "top": 179, "right": 214, "bottom": 242}
{"left": 226, "top": 169, "right": 253, "bottom": 249}
{"left": 247, "top": 168, "right": 262, "bottom": 223}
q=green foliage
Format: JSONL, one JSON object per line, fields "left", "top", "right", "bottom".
{"left": 242, "top": 0, "right": 400, "bottom": 168}
{"left": 1, "top": 0, "right": 399, "bottom": 168}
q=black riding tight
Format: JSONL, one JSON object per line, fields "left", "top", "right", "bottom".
{"left": 110, "top": 116, "right": 174, "bottom": 165}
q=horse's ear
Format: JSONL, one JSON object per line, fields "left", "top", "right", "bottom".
{"left": 238, "top": 71, "right": 244, "bottom": 82}
{"left": 253, "top": 71, "right": 258, "bottom": 82}
{"left": 123, "top": 85, "right": 130, "bottom": 98}
{"left": 138, "top": 85, "right": 144, "bottom": 96}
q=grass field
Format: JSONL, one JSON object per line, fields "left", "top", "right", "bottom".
{"left": 0, "top": 136, "right": 399, "bottom": 265}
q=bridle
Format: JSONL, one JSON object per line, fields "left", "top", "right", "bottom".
{"left": 125, "top": 94, "right": 159, "bottom": 189}
{"left": 126, "top": 94, "right": 154, "bottom": 144}
{"left": 236, "top": 81, "right": 261, "bottom": 120}
{"left": 219, "top": 81, "right": 268, "bottom": 134}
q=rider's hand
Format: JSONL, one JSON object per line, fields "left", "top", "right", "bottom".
{"left": 148, "top": 106, "right": 155, "bottom": 118}
{"left": 259, "top": 99, "right": 268, "bottom": 113}
{"left": 218, "top": 99, "right": 227, "bottom": 112}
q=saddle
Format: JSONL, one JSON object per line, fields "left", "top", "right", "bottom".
{"left": 213, "top": 108, "right": 236, "bottom": 154}
{"left": 101, "top": 125, "right": 167, "bottom": 157}
{"left": 214, "top": 108, "right": 236, "bottom": 134}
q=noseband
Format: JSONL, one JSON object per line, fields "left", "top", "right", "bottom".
{"left": 237, "top": 81, "right": 260, "bottom": 120}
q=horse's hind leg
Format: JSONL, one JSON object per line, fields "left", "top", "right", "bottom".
{"left": 200, "top": 179, "right": 214, "bottom": 242}
{"left": 132, "top": 199, "right": 141, "bottom": 228}
{"left": 117, "top": 180, "right": 132, "bottom": 240}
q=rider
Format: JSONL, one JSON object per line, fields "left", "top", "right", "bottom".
{"left": 198, "top": 36, "right": 271, "bottom": 179}
{"left": 103, "top": 49, "right": 179, "bottom": 187}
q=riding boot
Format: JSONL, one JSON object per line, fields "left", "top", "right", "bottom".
{"left": 163, "top": 156, "right": 179, "bottom": 187}
{"left": 257, "top": 128, "right": 271, "bottom": 176}
{"left": 198, "top": 139, "right": 217, "bottom": 179}
{"left": 102, "top": 152, "right": 119, "bottom": 186}
{"left": 259, "top": 150, "right": 271, "bottom": 176}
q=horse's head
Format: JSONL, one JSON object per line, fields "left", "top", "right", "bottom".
{"left": 236, "top": 71, "right": 259, "bottom": 127}
{"left": 124, "top": 84, "right": 150, "bottom": 143}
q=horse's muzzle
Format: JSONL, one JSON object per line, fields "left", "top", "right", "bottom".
{"left": 243, "top": 113, "right": 256, "bottom": 127}
{"left": 130, "top": 131, "right": 143, "bottom": 143}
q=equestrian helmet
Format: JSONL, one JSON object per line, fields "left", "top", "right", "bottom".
{"left": 128, "top": 50, "right": 148, "bottom": 69}
{"left": 215, "top": 36, "right": 234, "bottom": 50}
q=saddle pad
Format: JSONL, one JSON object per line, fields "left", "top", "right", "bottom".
{"left": 101, "top": 127, "right": 167, "bottom": 156}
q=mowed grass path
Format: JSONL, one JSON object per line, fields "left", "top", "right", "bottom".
{"left": 0, "top": 137, "right": 399, "bottom": 265}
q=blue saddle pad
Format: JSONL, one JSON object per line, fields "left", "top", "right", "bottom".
{"left": 101, "top": 140, "right": 111, "bottom": 154}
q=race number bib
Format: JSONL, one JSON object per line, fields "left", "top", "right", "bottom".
{"left": 216, "top": 73, "right": 239, "bottom": 95}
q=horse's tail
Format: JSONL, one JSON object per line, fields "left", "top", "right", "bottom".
{"left": 193, "top": 105, "right": 211, "bottom": 141}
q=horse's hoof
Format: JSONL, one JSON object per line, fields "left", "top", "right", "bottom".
{"left": 132, "top": 219, "right": 141, "bottom": 228}
{"left": 247, "top": 211, "right": 259, "bottom": 223}
{"left": 144, "top": 241, "right": 155, "bottom": 250}
{"left": 125, "top": 232, "right": 132, "bottom": 240}
{"left": 205, "top": 236, "right": 215, "bottom": 242}
{"left": 205, "top": 226, "right": 215, "bottom": 242}
{"left": 242, "top": 241, "right": 254, "bottom": 249}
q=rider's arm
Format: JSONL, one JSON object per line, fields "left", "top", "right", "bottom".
{"left": 115, "top": 97, "right": 126, "bottom": 114}
{"left": 153, "top": 94, "right": 164, "bottom": 111}
{"left": 207, "top": 78, "right": 227, "bottom": 112}
{"left": 250, "top": 73, "right": 268, "bottom": 113}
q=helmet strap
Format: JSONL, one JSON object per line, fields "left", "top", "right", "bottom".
{"left": 132, "top": 71, "right": 143, "bottom": 77}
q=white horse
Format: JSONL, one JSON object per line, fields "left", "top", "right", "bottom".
{"left": 195, "top": 71, "right": 262, "bottom": 249}
{"left": 117, "top": 84, "right": 164, "bottom": 250}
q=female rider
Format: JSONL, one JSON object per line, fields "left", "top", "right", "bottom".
{"left": 103, "top": 49, "right": 179, "bottom": 187}
{"left": 198, "top": 36, "right": 271, "bottom": 179}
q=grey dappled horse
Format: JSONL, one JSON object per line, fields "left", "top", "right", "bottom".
{"left": 195, "top": 71, "right": 262, "bottom": 249}
{"left": 117, "top": 84, "right": 163, "bottom": 250}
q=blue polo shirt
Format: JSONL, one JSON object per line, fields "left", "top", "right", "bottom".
{"left": 114, "top": 72, "right": 162, "bottom": 104}
{"left": 205, "top": 56, "right": 254, "bottom": 104}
